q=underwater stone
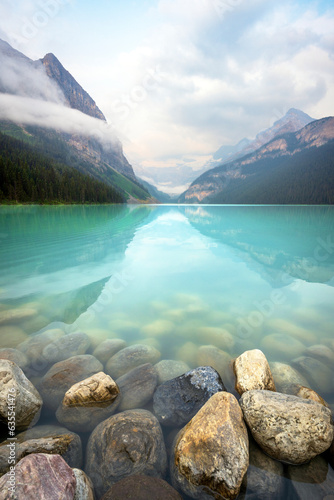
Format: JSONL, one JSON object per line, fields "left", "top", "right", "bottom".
{"left": 17, "top": 328, "right": 65, "bottom": 366}
{"left": 85, "top": 409, "right": 167, "bottom": 498}
{"left": 270, "top": 362, "right": 309, "bottom": 393}
{"left": 101, "top": 475, "right": 182, "bottom": 500}
{"left": 261, "top": 333, "right": 305, "bottom": 359}
{"left": 92, "top": 338, "right": 127, "bottom": 364}
{"left": 0, "top": 347, "right": 29, "bottom": 370}
{"left": 42, "top": 332, "right": 91, "bottom": 365}
{"left": 154, "top": 359, "right": 190, "bottom": 384}
{"left": 106, "top": 344, "right": 161, "bottom": 378}
{"left": 287, "top": 455, "right": 334, "bottom": 500}
{"left": 292, "top": 356, "right": 334, "bottom": 394}
{"left": 116, "top": 363, "right": 158, "bottom": 411}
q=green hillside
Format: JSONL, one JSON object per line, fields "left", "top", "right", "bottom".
{"left": 0, "top": 132, "right": 124, "bottom": 204}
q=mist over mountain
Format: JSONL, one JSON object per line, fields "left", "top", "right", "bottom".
{"left": 0, "top": 38, "right": 153, "bottom": 202}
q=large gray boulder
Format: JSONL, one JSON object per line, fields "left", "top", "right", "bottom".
{"left": 240, "top": 390, "right": 334, "bottom": 464}
{"left": 172, "top": 391, "right": 249, "bottom": 500}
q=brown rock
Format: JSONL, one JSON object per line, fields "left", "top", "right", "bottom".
{"left": 240, "top": 390, "right": 334, "bottom": 464}
{"left": 172, "top": 392, "right": 249, "bottom": 500}
{"left": 0, "top": 424, "right": 83, "bottom": 475}
{"left": 39, "top": 355, "right": 103, "bottom": 411}
{"left": 0, "top": 453, "right": 76, "bottom": 500}
{"left": 56, "top": 372, "right": 121, "bottom": 432}
{"left": 286, "top": 384, "right": 330, "bottom": 408}
{"left": 116, "top": 363, "right": 158, "bottom": 411}
{"left": 234, "top": 349, "right": 276, "bottom": 395}
{"left": 0, "top": 360, "right": 42, "bottom": 432}
{"left": 101, "top": 475, "right": 182, "bottom": 500}
{"left": 85, "top": 409, "right": 167, "bottom": 498}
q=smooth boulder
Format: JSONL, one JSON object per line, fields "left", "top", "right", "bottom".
{"left": 172, "top": 391, "right": 249, "bottom": 500}
{"left": 154, "top": 359, "right": 190, "bottom": 384}
{"left": 234, "top": 349, "right": 276, "bottom": 395}
{"left": 106, "top": 344, "right": 161, "bottom": 378}
{"left": 0, "top": 453, "right": 76, "bottom": 500}
{"left": 85, "top": 409, "right": 167, "bottom": 498}
{"left": 0, "top": 348, "right": 29, "bottom": 370}
{"left": 38, "top": 355, "right": 103, "bottom": 411}
{"left": 287, "top": 455, "right": 334, "bottom": 500}
{"left": 0, "top": 359, "right": 42, "bottom": 431}
{"left": 42, "top": 332, "right": 91, "bottom": 365}
{"left": 240, "top": 390, "right": 334, "bottom": 464}
{"left": 269, "top": 362, "right": 309, "bottom": 393}
{"left": 92, "top": 339, "right": 127, "bottom": 364}
{"left": 153, "top": 366, "right": 226, "bottom": 427}
{"left": 56, "top": 371, "right": 121, "bottom": 432}
{"left": 116, "top": 363, "right": 158, "bottom": 411}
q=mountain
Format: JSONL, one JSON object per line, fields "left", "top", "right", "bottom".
{"left": 179, "top": 117, "right": 334, "bottom": 205}
{"left": 0, "top": 38, "right": 153, "bottom": 203}
{"left": 138, "top": 178, "right": 173, "bottom": 203}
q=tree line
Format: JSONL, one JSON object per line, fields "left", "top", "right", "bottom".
{"left": 0, "top": 132, "right": 124, "bottom": 204}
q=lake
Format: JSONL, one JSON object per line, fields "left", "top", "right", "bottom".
{"left": 0, "top": 204, "right": 333, "bottom": 498}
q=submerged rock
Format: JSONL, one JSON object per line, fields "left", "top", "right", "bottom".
{"left": 172, "top": 391, "right": 249, "bottom": 500}
{"left": 197, "top": 326, "right": 235, "bottom": 350}
{"left": 287, "top": 455, "right": 334, "bottom": 500}
{"left": 0, "top": 424, "right": 83, "bottom": 474}
{"left": 154, "top": 359, "right": 190, "bottom": 384}
{"left": 17, "top": 328, "right": 65, "bottom": 368}
{"left": 56, "top": 372, "right": 121, "bottom": 432}
{"left": 261, "top": 333, "right": 305, "bottom": 359}
{"left": 106, "top": 344, "right": 161, "bottom": 378}
{"left": 0, "top": 359, "right": 42, "bottom": 432}
{"left": 0, "top": 307, "right": 36, "bottom": 326}
{"left": 0, "top": 325, "right": 28, "bottom": 348}
{"left": 197, "top": 344, "right": 233, "bottom": 384}
{"left": 85, "top": 409, "right": 167, "bottom": 498}
{"left": 269, "top": 362, "right": 309, "bottom": 393}
{"left": 42, "top": 332, "right": 91, "bottom": 365}
{"left": 116, "top": 363, "right": 158, "bottom": 411}
{"left": 101, "top": 475, "right": 182, "bottom": 500}
{"left": 0, "top": 347, "right": 29, "bottom": 370}
{"left": 292, "top": 356, "right": 334, "bottom": 394}
{"left": 73, "top": 469, "right": 95, "bottom": 500}
{"left": 92, "top": 338, "right": 126, "bottom": 364}
{"left": 240, "top": 390, "right": 334, "bottom": 464}
{"left": 241, "top": 438, "right": 284, "bottom": 500}
{"left": 304, "top": 344, "right": 334, "bottom": 367}
{"left": 285, "top": 384, "right": 330, "bottom": 408}
{"left": 39, "top": 355, "right": 103, "bottom": 411}
{"left": 234, "top": 349, "right": 276, "bottom": 395}
{"left": 153, "top": 366, "right": 226, "bottom": 427}
{"left": 0, "top": 453, "right": 76, "bottom": 500}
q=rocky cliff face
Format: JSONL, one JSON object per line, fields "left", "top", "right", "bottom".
{"left": 180, "top": 116, "right": 334, "bottom": 203}
{"left": 40, "top": 53, "right": 106, "bottom": 121}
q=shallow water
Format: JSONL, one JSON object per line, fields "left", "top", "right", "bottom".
{"left": 0, "top": 204, "right": 333, "bottom": 498}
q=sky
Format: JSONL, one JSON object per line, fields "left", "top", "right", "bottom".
{"left": 0, "top": 0, "right": 334, "bottom": 186}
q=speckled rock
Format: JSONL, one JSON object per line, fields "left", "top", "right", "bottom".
{"left": 241, "top": 438, "right": 284, "bottom": 500}
{"left": 292, "top": 356, "right": 334, "bottom": 394}
{"left": 17, "top": 328, "right": 65, "bottom": 368}
{"left": 240, "top": 390, "right": 334, "bottom": 464}
{"left": 92, "top": 339, "right": 127, "bottom": 364}
{"left": 42, "top": 332, "right": 91, "bottom": 365}
{"left": 172, "top": 392, "right": 249, "bottom": 500}
{"left": 101, "top": 475, "right": 182, "bottom": 500}
{"left": 287, "top": 455, "right": 334, "bottom": 500}
{"left": 234, "top": 349, "right": 276, "bottom": 395}
{"left": 56, "top": 372, "right": 121, "bottom": 432}
{"left": 0, "top": 453, "right": 76, "bottom": 500}
{"left": 154, "top": 359, "right": 190, "bottom": 384}
{"left": 116, "top": 363, "right": 158, "bottom": 411}
{"left": 0, "top": 360, "right": 42, "bottom": 432}
{"left": 85, "top": 409, "right": 167, "bottom": 498}
{"left": 0, "top": 348, "right": 29, "bottom": 370}
{"left": 73, "top": 469, "right": 95, "bottom": 500}
{"left": 39, "top": 355, "right": 103, "bottom": 411}
{"left": 0, "top": 424, "right": 83, "bottom": 475}
{"left": 106, "top": 344, "right": 161, "bottom": 378}
{"left": 269, "top": 362, "right": 309, "bottom": 393}
{"left": 153, "top": 366, "right": 226, "bottom": 427}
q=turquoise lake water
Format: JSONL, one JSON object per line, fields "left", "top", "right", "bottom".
{"left": 0, "top": 204, "right": 333, "bottom": 497}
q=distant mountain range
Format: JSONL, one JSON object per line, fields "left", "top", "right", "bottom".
{"left": 0, "top": 38, "right": 153, "bottom": 203}
{"left": 179, "top": 117, "right": 334, "bottom": 204}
